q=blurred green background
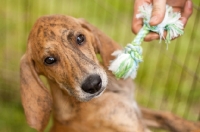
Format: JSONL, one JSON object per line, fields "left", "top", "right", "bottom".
{"left": 0, "top": 0, "right": 199, "bottom": 132}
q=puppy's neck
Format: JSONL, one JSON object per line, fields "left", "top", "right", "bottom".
{"left": 48, "top": 80, "right": 79, "bottom": 122}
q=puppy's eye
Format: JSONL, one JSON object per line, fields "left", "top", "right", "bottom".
{"left": 76, "top": 34, "right": 85, "bottom": 45}
{"left": 44, "top": 57, "right": 57, "bottom": 65}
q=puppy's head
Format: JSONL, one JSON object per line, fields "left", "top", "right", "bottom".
{"left": 20, "top": 15, "right": 120, "bottom": 131}
{"left": 28, "top": 15, "right": 107, "bottom": 101}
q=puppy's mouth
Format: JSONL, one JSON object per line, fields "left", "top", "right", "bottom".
{"left": 80, "top": 86, "right": 106, "bottom": 102}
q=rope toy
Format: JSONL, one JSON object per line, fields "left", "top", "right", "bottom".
{"left": 109, "top": 4, "right": 184, "bottom": 79}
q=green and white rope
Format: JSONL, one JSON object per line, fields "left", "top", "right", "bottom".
{"left": 109, "top": 4, "right": 184, "bottom": 79}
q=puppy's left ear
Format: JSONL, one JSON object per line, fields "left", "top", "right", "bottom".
{"left": 78, "top": 18, "right": 122, "bottom": 68}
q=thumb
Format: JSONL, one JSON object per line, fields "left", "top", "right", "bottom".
{"left": 149, "top": 0, "right": 166, "bottom": 26}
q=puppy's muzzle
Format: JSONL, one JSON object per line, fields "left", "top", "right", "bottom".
{"left": 81, "top": 74, "right": 102, "bottom": 94}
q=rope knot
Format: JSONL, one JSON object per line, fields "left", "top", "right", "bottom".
{"left": 125, "top": 44, "right": 143, "bottom": 64}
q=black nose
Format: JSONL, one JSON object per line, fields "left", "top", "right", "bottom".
{"left": 81, "top": 75, "right": 102, "bottom": 94}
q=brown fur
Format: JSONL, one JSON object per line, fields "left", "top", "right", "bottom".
{"left": 20, "top": 15, "right": 200, "bottom": 132}
{"left": 141, "top": 107, "right": 200, "bottom": 132}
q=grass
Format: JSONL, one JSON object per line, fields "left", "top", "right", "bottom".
{"left": 0, "top": 0, "right": 199, "bottom": 131}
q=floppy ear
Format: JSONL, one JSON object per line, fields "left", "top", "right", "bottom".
{"left": 20, "top": 54, "right": 52, "bottom": 132}
{"left": 78, "top": 18, "right": 122, "bottom": 67}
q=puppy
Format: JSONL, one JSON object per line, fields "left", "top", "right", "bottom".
{"left": 20, "top": 15, "right": 148, "bottom": 132}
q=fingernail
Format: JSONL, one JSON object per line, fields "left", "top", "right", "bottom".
{"left": 149, "top": 16, "right": 158, "bottom": 25}
{"left": 186, "top": 0, "right": 192, "bottom": 9}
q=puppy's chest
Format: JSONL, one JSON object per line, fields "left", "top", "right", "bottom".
{"left": 64, "top": 93, "right": 142, "bottom": 132}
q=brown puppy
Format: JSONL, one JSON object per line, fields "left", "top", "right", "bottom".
{"left": 20, "top": 15, "right": 200, "bottom": 132}
{"left": 20, "top": 15, "right": 148, "bottom": 132}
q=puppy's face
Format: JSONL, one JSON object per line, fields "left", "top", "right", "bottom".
{"left": 28, "top": 15, "right": 107, "bottom": 101}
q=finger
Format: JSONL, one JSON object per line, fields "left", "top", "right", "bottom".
{"left": 166, "top": 0, "right": 187, "bottom": 7}
{"left": 144, "top": 31, "right": 168, "bottom": 41}
{"left": 132, "top": 17, "right": 143, "bottom": 34}
{"left": 149, "top": 0, "right": 166, "bottom": 26}
{"left": 144, "top": 32, "right": 159, "bottom": 41}
{"left": 180, "top": 0, "right": 193, "bottom": 27}
{"left": 132, "top": 0, "right": 145, "bottom": 34}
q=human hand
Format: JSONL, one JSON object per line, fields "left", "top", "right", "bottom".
{"left": 132, "top": 0, "right": 193, "bottom": 41}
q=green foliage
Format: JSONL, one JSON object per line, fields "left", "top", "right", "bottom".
{"left": 0, "top": 0, "right": 199, "bottom": 131}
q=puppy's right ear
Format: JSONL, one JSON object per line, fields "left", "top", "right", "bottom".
{"left": 78, "top": 18, "right": 122, "bottom": 68}
{"left": 20, "top": 54, "right": 52, "bottom": 132}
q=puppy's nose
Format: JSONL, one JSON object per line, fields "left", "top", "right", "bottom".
{"left": 81, "top": 75, "right": 102, "bottom": 94}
